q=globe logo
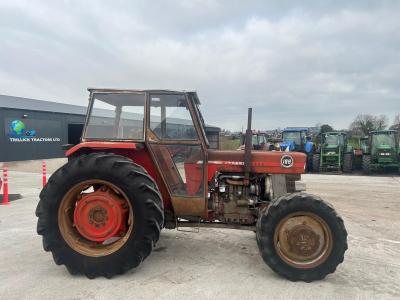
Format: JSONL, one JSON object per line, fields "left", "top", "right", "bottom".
{"left": 10, "top": 120, "right": 26, "bottom": 135}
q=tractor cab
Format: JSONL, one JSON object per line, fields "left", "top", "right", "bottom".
{"left": 81, "top": 90, "right": 209, "bottom": 207}
{"left": 280, "top": 128, "right": 309, "bottom": 153}
{"left": 362, "top": 130, "right": 399, "bottom": 173}
{"left": 321, "top": 132, "right": 346, "bottom": 150}
{"left": 280, "top": 128, "right": 314, "bottom": 170}
{"left": 370, "top": 131, "right": 397, "bottom": 156}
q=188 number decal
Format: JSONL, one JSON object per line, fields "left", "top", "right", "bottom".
{"left": 281, "top": 155, "right": 294, "bottom": 168}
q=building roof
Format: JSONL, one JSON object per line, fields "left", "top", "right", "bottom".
{"left": 0, "top": 94, "right": 87, "bottom": 115}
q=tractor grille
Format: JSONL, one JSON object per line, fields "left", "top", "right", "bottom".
{"left": 377, "top": 150, "right": 395, "bottom": 163}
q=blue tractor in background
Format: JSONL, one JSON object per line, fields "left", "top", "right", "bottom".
{"left": 279, "top": 127, "right": 314, "bottom": 170}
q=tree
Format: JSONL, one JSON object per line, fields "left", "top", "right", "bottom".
{"left": 390, "top": 113, "right": 400, "bottom": 131}
{"left": 349, "top": 114, "right": 388, "bottom": 136}
{"left": 375, "top": 114, "right": 389, "bottom": 130}
{"left": 320, "top": 124, "right": 334, "bottom": 134}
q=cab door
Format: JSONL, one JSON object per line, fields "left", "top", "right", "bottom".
{"left": 146, "top": 93, "right": 207, "bottom": 218}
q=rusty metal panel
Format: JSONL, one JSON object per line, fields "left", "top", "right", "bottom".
{"left": 170, "top": 196, "right": 207, "bottom": 218}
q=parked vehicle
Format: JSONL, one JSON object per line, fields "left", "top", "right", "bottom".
{"left": 36, "top": 89, "right": 347, "bottom": 282}
{"left": 313, "top": 132, "right": 353, "bottom": 173}
{"left": 280, "top": 128, "right": 314, "bottom": 170}
{"left": 362, "top": 130, "right": 400, "bottom": 174}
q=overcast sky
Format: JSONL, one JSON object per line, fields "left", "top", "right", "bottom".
{"left": 1, "top": 1, "right": 399, "bottom": 131}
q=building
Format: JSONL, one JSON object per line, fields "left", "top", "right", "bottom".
{"left": 0, "top": 94, "right": 86, "bottom": 162}
{"left": 0, "top": 94, "right": 220, "bottom": 162}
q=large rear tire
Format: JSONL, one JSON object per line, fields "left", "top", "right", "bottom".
{"left": 362, "top": 155, "right": 371, "bottom": 175}
{"left": 256, "top": 193, "right": 347, "bottom": 282}
{"left": 342, "top": 153, "right": 353, "bottom": 173}
{"left": 312, "top": 154, "right": 320, "bottom": 173}
{"left": 36, "top": 153, "right": 164, "bottom": 278}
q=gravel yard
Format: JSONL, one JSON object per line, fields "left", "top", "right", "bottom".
{"left": 0, "top": 172, "right": 399, "bottom": 299}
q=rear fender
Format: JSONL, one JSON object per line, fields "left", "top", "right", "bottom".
{"left": 66, "top": 142, "right": 137, "bottom": 157}
{"left": 65, "top": 142, "right": 173, "bottom": 211}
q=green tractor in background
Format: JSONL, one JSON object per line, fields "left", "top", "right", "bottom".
{"left": 362, "top": 130, "right": 400, "bottom": 174}
{"left": 313, "top": 132, "right": 353, "bottom": 173}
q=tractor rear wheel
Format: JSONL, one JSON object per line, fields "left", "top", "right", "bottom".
{"left": 312, "top": 154, "right": 320, "bottom": 173}
{"left": 342, "top": 153, "right": 353, "bottom": 173}
{"left": 36, "top": 153, "right": 164, "bottom": 278}
{"left": 362, "top": 155, "right": 372, "bottom": 174}
{"left": 256, "top": 193, "right": 347, "bottom": 282}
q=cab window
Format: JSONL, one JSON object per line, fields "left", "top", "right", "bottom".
{"left": 85, "top": 93, "right": 145, "bottom": 140}
{"left": 150, "top": 94, "right": 198, "bottom": 140}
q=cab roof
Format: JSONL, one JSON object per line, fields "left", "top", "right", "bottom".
{"left": 88, "top": 88, "right": 196, "bottom": 94}
{"left": 370, "top": 130, "right": 397, "bottom": 134}
{"left": 283, "top": 127, "right": 308, "bottom": 132}
{"left": 324, "top": 131, "right": 346, "bottom": 135}
{"left": 87, "top": 88, "right": 200, "bottom": 104}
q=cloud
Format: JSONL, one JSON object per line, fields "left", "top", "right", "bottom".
{"left": 0, "top": 0, "right": 399, "bottom": 130}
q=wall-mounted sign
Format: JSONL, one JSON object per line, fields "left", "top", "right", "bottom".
{"left": 5, "top": 119, "right": 61, "bottom": 143}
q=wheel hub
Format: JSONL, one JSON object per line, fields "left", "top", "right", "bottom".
{"left": 73, "top": 188, "right": 128, "bottom": 242}
{"left": 89, "top": 206, "right": 108, "bottom": 227}
{"left": 287, "top": 225, "right": 320, "bottom": 257}
{"left": 274, "top": 213, "right": 332, "bottom": 268}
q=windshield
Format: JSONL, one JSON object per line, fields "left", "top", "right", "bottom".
{"left": 149, "top": 94, "right": 198, "bottom": 140}
{"left": 282, "top": 131, "right": 301, "bottom": 145}
{"left": 372, "top": 133, "right": 396, "bottom": 148}
{"left": 325, "top": 135, "right": 344, "bottom": 146}
{"left": 85, "top": 93, "right": 145, "bottom": 140}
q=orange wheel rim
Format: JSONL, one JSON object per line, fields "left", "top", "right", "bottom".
{"left": 58, "top": 180, "right": 134, "bottom": 257}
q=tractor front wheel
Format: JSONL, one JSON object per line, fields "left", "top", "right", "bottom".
{"left": 256, "top": 193, "right": 347, "bottom": 282}
{"left": 36, "top": 153, "right": 164, "bottom": 278}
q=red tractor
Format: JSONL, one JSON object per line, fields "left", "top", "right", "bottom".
{"left": 36, "top": 89, "right": 347, "bottom": 282}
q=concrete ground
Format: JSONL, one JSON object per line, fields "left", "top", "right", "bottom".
{"left": 0, "top": 171, "right": 399, "bottom": 300}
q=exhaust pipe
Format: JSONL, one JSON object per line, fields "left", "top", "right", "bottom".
{"left": 244, "top": 108, "right": 252, "bottom": 185}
